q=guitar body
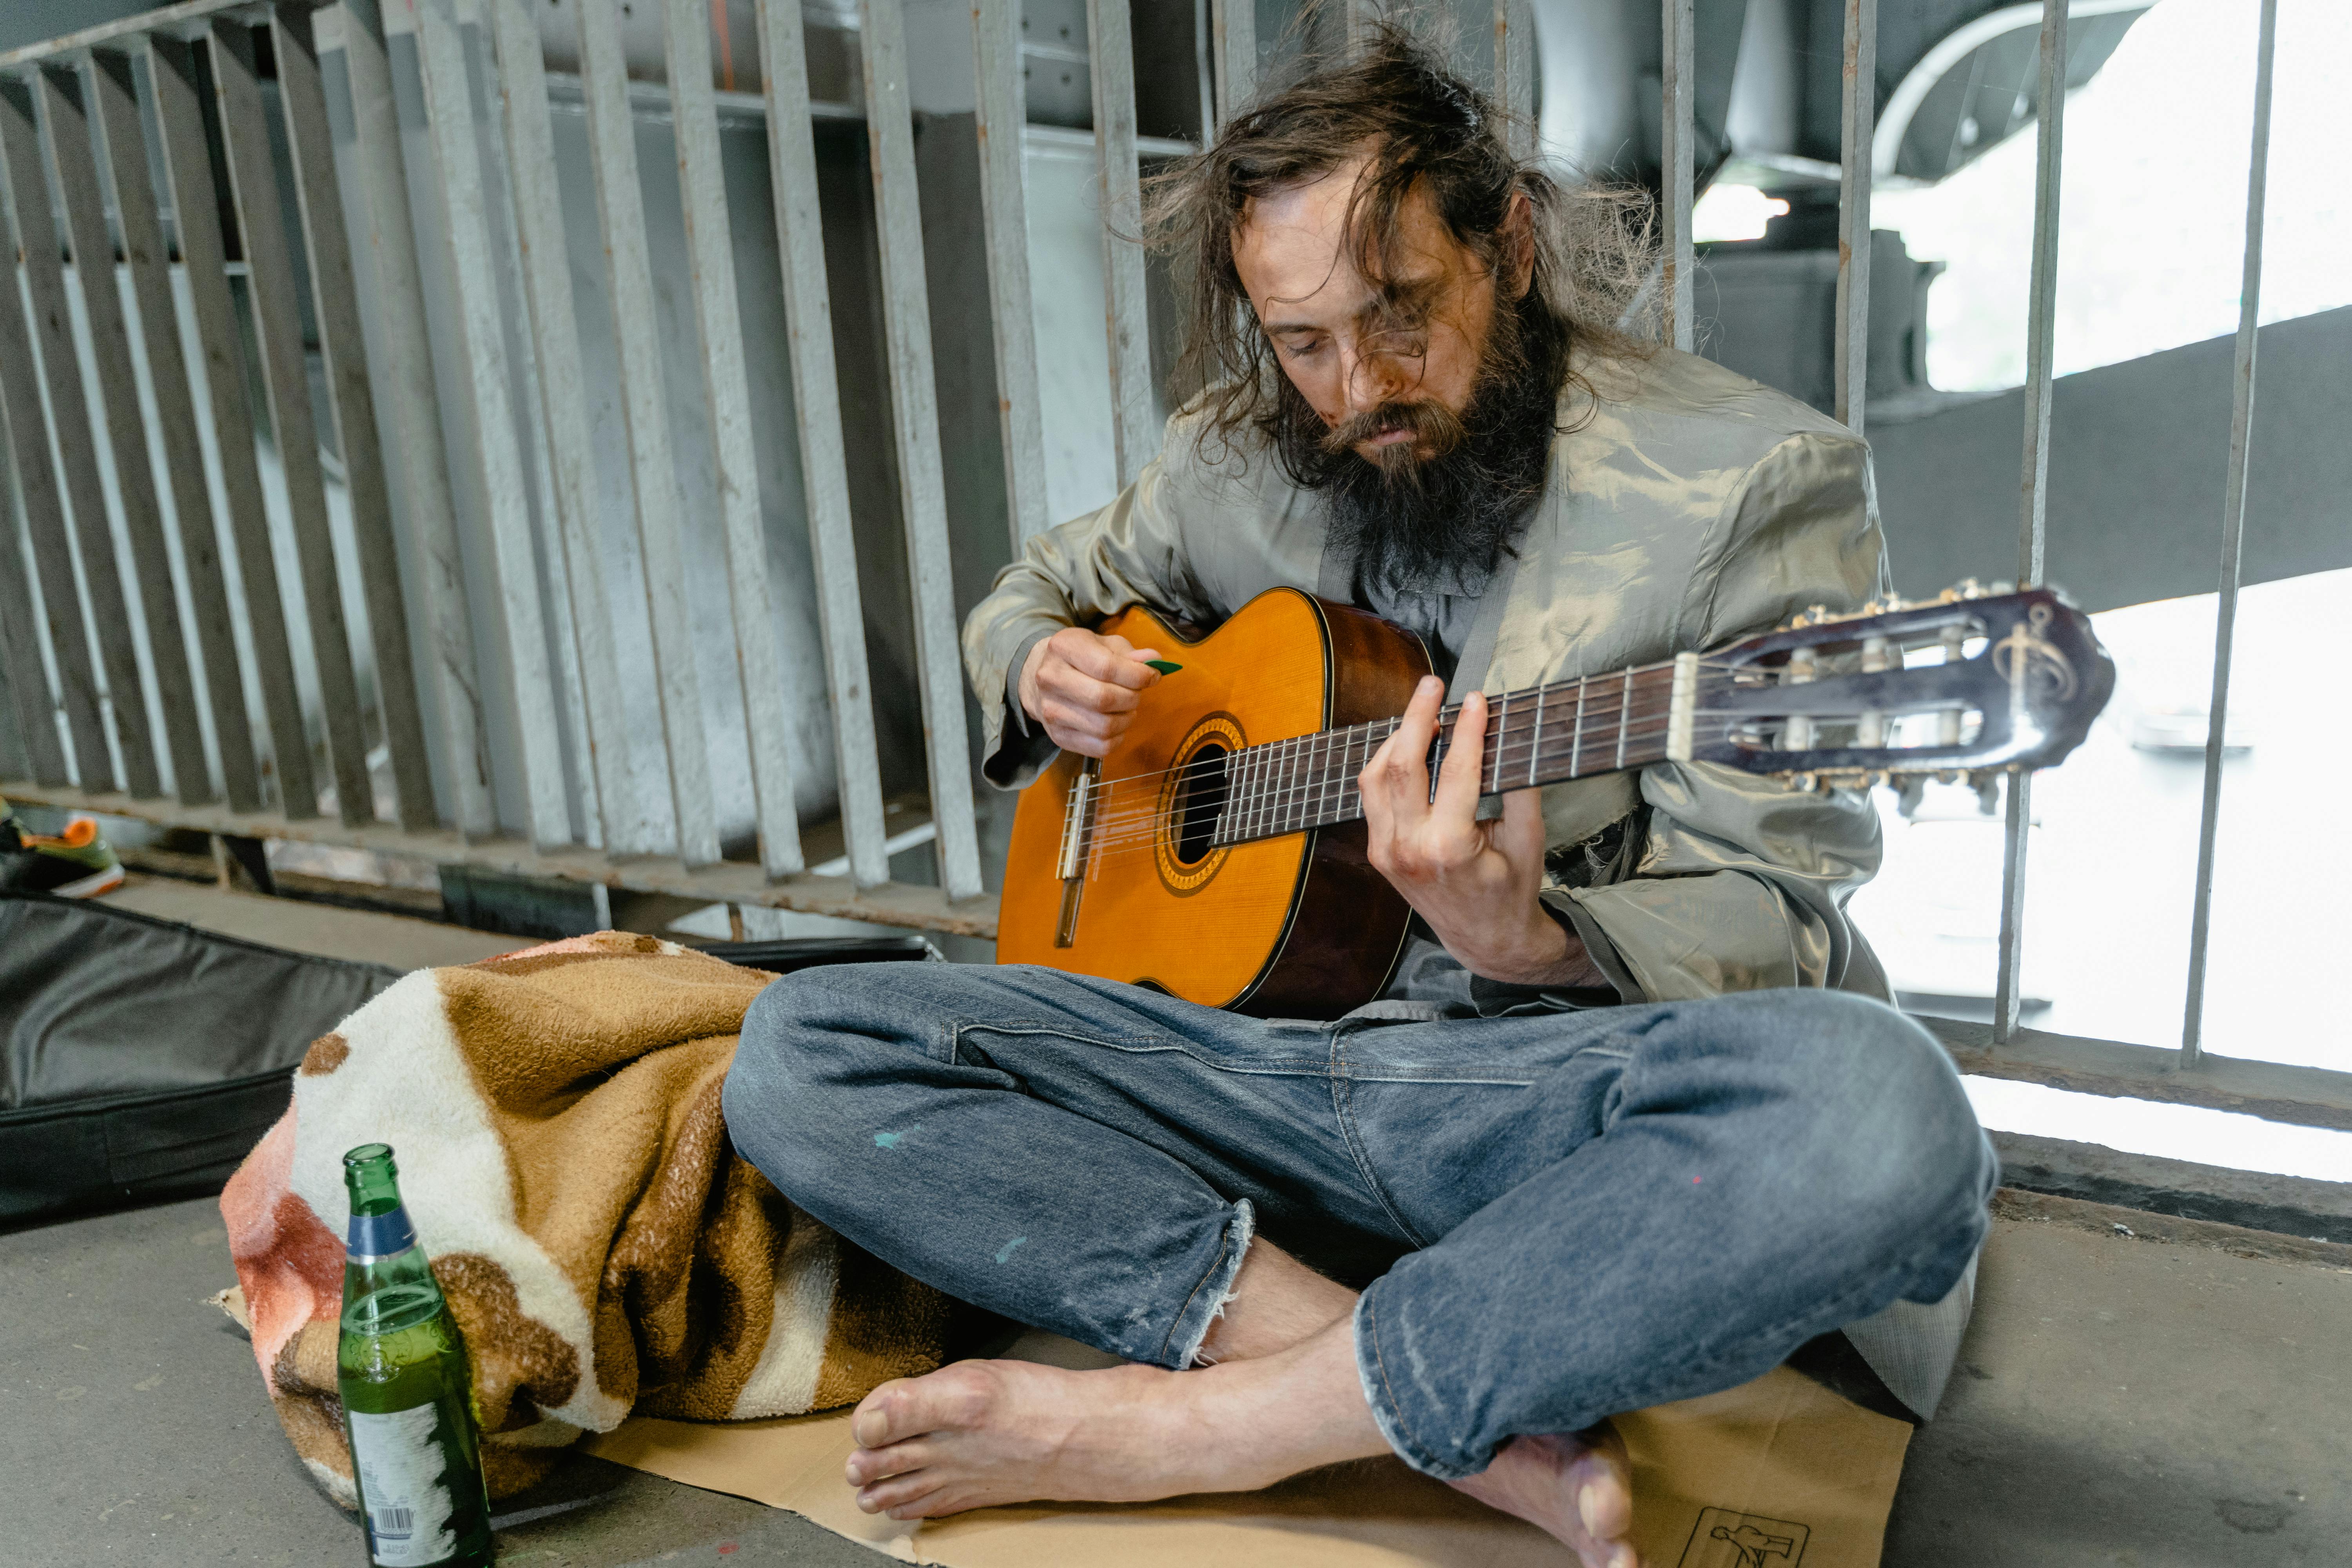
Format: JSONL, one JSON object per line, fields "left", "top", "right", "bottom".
{"left": 998, "top": 589, "right": 1429, "bottom": 1015}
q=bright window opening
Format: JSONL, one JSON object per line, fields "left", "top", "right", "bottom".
{"left": 1873, "top": 0, "right": 2352, "bottom": 391}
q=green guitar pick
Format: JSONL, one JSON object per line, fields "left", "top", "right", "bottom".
{"left": 1144, "top": 659, "right": 1183, "bottom": 675}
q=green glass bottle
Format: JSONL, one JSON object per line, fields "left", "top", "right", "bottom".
{"left": 337, "top": 1143, "right": 496, "bottom": 1567}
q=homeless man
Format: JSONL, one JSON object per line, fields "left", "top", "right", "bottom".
{"left": 724, "top": 34, "right": 1993, "bottom": 1568}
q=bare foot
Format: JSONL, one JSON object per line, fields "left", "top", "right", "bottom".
{"left": 1448, "top": 1422, "right": 1638, "bottom": 1568}
{"left": 843, "top": 1359, "right": 1257, "bottom": 1518}
{"left": 843, "top": 1320, "right": 1389, "bottom": 1520}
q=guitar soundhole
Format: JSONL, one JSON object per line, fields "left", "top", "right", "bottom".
{"left": 1174, "top": 745, "right": 1230, "bottom": 865}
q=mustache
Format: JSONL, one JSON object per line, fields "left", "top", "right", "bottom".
{"left": 1318, "top": 398, "right": 1470, "bottom": 474}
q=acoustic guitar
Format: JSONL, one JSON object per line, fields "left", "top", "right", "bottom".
{"left": 998, "top": 583, "right": 2114, "bottom": 1015}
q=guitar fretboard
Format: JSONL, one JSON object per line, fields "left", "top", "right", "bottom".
{"left": 1207, "top": 659, "right": 1688, "bottom": 847}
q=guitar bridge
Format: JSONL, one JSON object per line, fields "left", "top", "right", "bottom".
{"left": 1054, "top": 760, "right": 1102, "bottom": 946}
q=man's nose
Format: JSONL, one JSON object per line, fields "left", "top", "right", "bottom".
{"left": 1339, "top": 336, "right": 1414, "bottom": 415}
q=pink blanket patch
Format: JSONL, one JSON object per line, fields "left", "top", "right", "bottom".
{"left": 221, "top": 1111, "right": 343, "bottom": 1395}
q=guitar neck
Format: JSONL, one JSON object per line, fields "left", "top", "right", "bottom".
{"left": 1209, "top": 657, "right": 1690, "bottom": 848}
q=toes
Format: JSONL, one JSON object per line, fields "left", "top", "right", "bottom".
{"left": 850, "top": 1364, "right": 997, "bottom": 1450}
{"left": 850, "top": 1379, "right": 915, "bottom": 1449}
{"left": 846, "top": 1439, "right": 935, "bottom": 1488}
{"left": 1575, "top": 1474, "right": 1633, "bottom": 1542}
{"left": 855, "top": 1471, "right": 941, "bottom": 1515}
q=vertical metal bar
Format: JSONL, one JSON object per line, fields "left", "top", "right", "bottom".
{"left": 39, "top": 63, "right": 206, "bottom": 802}
{"left": 662, "top": 0, "right": 804, "bottom": 879}
{"left": 1660, "top": 0, "right": 1694, "bottom": 351}
{"left": 91, "top": 46, "right": 259, "bottom": 811}
{"left": 1832, "top": 0, "right": 1875, "bottom": 431}
{"left": 1086, "top": 0, "right": 1155, "bottom": 489}
{"left": 0, "top": 79, "right": 149, "bottom": 795}
{"left": 0, "top": 428, "right": 71, "bottom": 786}
{"left": 210, "top": 18, "right": 373, "bottom": 822}
{"left": 270, "top": 3, "right": 437, "bottom": 830}
{"left": 412, "top": 0, "right": 573, "bottom": 849}
{"left": 755, "top": 0, "right": 887, "bottom": 887}
{"left": 973, "top": 0, "right": 1049, "bottom": 551}
{"left": 1344, "top": 0, "right": 1373, "bottom": 53}
{"left": 574, "top": 0, "right": 721, "bottom": 866}
{"left": 857, "top": 0, "right": 984, "bottom": 900}
{"left": 1992, "top": 0, "right": 2068, "bottom": 1045}
{"left": 1211, "top": 0, "right": 1255, "bottom": 125}
{"left": 481, "top": 0, "right": 630, "bottom": 848}
{"left": 1493, "top": 0, "right": 1535, "bottom": 156}
{"left": 2181, "top": 0, "right": 2278, "bottom": 1069}
{"left": 0, "top": 250, "right": 102, "bottom": 789}
{"left": 340, "top": 0, "right": 492, "bottom": 836}
{"left": 1192, "top": 0, "right": 1216, "bottom": 144}
{"left": 145, "top": 34, "right": 312, "bottom": 815}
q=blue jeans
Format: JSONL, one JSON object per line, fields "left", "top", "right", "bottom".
{"left": 722, "top": 964, "right": 1994, "bottom": 1480}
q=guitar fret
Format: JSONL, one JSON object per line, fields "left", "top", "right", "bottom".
{"left": 1327, "top": 731, "right": 1340, "bottom": 829}
{"left": 1615, "top": 669, "right": 1633, "bottom": 771}
{"left": 1490, "top": 689, "right": 1508, "bottom": 794}
{"left": 1569, "top": 676, "right": 1586, "bottom": 778}
{"left": 1528, "top": 687, "right": 1544, "bottom": 787}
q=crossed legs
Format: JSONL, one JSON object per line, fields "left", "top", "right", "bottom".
{"left": 724, "top": 965, "right": 1994, "bottom": 1568}
{"left": 841, "top": 1239, "right": 1639, "bottom": 1568}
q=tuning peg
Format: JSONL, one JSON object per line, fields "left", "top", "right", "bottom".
{"left": 1896, "top": 777, "right": 1926, "bottom": 818}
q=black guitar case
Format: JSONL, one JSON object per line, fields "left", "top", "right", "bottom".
{"left": 0, "top": 891, "right": 935, "bottom": 1226}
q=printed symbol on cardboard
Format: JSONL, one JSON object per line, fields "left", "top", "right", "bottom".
{"left": 1677, "top": 1507, "right": 1811, "bottom": 1568}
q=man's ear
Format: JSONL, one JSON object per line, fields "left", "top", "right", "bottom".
{"left": 1500, "top": 189, "right": 1536, "bottom": 300}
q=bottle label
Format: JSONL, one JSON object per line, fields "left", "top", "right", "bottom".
{"left": 348, "top": 1204, "right": 418, "bottom": 1260}
{"left": 349, "top": 1404, "right": 459, "bottom": 1566}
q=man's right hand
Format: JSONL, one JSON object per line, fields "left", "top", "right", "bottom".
{"left": 1019, "top": 627, "right": 1165, "bottom": 758}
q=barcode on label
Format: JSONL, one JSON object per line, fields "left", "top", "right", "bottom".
{"left": 349, "top": 1403, "right": 459, "bottom": 1566}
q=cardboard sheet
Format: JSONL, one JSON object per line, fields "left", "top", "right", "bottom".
{"left": 583, "top": 1332, "right": 1911, "bottom": 1567}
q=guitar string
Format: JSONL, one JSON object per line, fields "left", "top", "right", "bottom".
{"left": 1067, "top": 687, "right": 1688, "bottom": 848}
{"left": 1066, "top": 718, "right": 1804, "bottom": 867}
{"left": 1069, "top": 670, "right": 1891, "bottom": 862}
{"left": 1072, "top": 638, "right": 1943, "bottom": 841}
{"left": 1064, "top": 666, "right": 1699, "bottom": 844}
{"left": 1067, "top": 710, "right": 1708, "bottom": 863}
{"left": 1058, "top": 656, "right": 1740, "bottom": 801}
{"left": 1048, "top": 639, "right": 1987, "bottom": 866}
{"left": 1067, "top": 688, "right": 1699, "bottom": 855}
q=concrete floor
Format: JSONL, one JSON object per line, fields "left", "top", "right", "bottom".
{"left": 5, "top": 1194, "right": 2346, "bottom": 1566}
{"left": 6, "top": 886, "right": 2348, "bottom": 1565}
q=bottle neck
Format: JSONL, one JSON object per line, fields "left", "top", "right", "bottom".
{"left": 342, "top": 1145, "right": 420, "bottom": 1263}
{"left": 346, "top": 1202, "right": 419, "bottom": 1263}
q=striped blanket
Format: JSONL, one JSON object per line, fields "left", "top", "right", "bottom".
{"left": 220, "top": 931, "right": 955, "bottom": 1503}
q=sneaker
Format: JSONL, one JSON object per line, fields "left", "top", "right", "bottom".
{"left": 0, "top": 798, "right": 125, "bottom": 898}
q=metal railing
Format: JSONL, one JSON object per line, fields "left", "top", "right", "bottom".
{"left": 0, "top": 0, "right": 2297, "bottom": 1078}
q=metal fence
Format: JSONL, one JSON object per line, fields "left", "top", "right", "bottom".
{"left": 0, "top": 0, "right": 2291, "bottom": 1077}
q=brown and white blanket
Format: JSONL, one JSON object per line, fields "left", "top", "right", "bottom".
{"left": 220, "top": 932, "right": 956, "bottom": 1503}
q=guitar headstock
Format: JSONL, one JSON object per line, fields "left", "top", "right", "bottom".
{"left": 1679, "top": 582, "right": 2115, "bottom": 789}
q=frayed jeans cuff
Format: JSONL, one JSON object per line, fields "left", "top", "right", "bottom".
{"left": 1160, "top": 1198, "right": 1255, "bottom": 1370}
{"left": 1353, "top": 1285, "right": 1481, "bottom": 1481}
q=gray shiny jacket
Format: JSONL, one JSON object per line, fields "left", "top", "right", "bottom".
{"left": 962, "top": 346, "right": 1895, "bottom": 1007}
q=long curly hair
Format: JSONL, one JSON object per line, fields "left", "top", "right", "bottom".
{"left": 1143, "top": 24, "right": 1660, "bottom": 472}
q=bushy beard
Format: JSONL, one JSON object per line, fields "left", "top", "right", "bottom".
{"left": 1272, "top": 293, "right": 1564, "bottom": 599}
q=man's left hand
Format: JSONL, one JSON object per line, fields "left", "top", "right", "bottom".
{"left": 1359, "top": 677, "right": 1606, "bottom": 988}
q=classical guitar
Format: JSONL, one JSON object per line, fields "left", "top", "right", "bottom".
{"left": 999, "top": 583, "right": 2114, "bottom": 1015}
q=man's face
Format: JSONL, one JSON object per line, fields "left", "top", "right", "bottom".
{"left": 1232, "top": 161, "right": 1516, "bottom": 470}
